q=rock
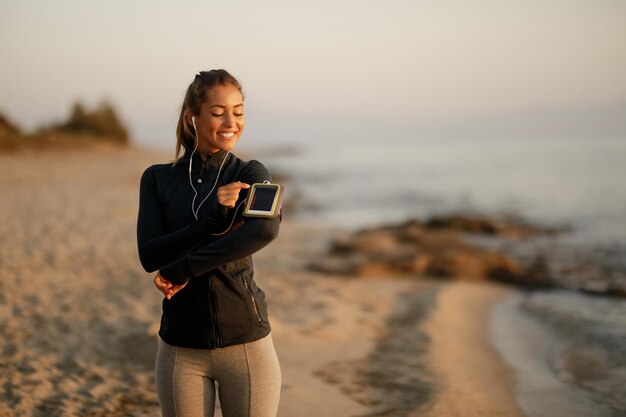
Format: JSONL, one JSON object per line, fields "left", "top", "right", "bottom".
{"left": 425, "top": 213, "right": 562, "bottom": 239}
{"left": 310, "top": 214, "right": 625, "bottom": 297}
{"left": 485, "top": 254, "right": 525, "bottom": 281}
{"left": 313, "top": 215, "right": 534, "bottom": 282}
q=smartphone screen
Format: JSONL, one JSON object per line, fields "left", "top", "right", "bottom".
{"left": 249, "top": 186, "right": 278, "bottom": 212}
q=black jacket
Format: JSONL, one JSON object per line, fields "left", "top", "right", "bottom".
{"left": 137, "top": 149, "right": 280, "bottom": 349}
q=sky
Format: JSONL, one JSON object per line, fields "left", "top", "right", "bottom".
{"left": 1, "top": 0, "right": 625, "bottom": 150}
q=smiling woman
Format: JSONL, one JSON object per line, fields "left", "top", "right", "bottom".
{"left": 190, "top": 85, "right": 244, "bottom": 154}
{"left": 136, "top": 70, "right": 282, "bottom": 417}
{"left": 175, "top": 70, "right": 246, "bottom": 158}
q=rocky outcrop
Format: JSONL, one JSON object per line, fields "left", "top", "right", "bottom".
{"left": 310, "top": 217, "right": 550, "bottom": 283}
{"left": 423, "top": 214, "right": 562, "bottom": 239}
{"left": 309, "top": 214, "right": 625, "bottom": 296}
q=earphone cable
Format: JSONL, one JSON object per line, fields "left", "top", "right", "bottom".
{"left": 189, "top": 117, "right": 231, "bottom": 220}
{"left": 210, "top": 198, "right": 247, "bottom": 236}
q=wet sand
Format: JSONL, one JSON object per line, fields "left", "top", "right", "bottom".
{"left": 1, "top": 145, "right": 528, "bottom": 417}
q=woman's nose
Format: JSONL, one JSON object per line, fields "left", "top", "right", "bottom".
{"left": 223, "top": 113, "right": 236, "bottom": 127}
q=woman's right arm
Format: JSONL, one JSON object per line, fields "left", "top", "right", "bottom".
{"left": 136, "top": 167, "right": 219, "bottom": 272}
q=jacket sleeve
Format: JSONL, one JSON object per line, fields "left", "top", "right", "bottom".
{"left": 136, "top": 167, "right": 222, "bottom": 272}
{"left": 159, "top": 161, "right": 281, "bottom": 285}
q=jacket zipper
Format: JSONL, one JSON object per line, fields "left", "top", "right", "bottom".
{"left": 208, "top": 276, "right": 223, "bottom": 347}
{"left": 242, "top": 277, "right": 263, "bottom": 324}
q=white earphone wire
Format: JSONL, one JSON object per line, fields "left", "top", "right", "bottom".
{"left": 189, "top": 116, "right": 231, "bottom": 220}
{"left": 210, "top": 198, "right": 247, "bottom": 236}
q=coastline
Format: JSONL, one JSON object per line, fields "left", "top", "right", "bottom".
{"left": 1, "top": 145, "right": 620, "bottom": 416}
{"left": 259, "top": 222, "right": 524, "bottom": 417}
{"left": 490, "top": 290, "right": 613, "bottom": 417}
{"left": 492, "top": 288, "right": 626, "bottom": 417}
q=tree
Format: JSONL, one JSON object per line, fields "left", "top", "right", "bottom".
{"left": 57, "top": 101, "right": 129, "bottom": 143}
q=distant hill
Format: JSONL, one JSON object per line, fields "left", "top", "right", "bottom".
{"left": 0, "top": 101, "right": 130, "bottom": 152}
{"left": 0, "top": 114, "right": 21, "bottom": 137}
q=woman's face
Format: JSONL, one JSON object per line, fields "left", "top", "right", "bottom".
{"left": 189, "top": 83, "right": 244, "bottom": 154}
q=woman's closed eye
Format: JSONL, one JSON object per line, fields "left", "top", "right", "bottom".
{"left": 211, "top": 112, "right": 244, "bottom": 117}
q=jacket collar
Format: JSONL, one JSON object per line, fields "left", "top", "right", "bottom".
{"left": 180, "top": 149, "right": 230, "bottom": 171}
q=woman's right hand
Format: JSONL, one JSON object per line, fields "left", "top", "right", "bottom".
{"left": 154, "top": 272, "right": 187, "bottom": 300}
{"left": 217, "top": 181, "right": 250, "bottom": 208}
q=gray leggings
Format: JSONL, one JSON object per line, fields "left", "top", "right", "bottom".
{"left": 155, "top": 333, "right": 281, "bottom": 417}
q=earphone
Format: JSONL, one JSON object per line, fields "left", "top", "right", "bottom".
{"left": 189, "top": 116, "right": 231, "bottom": 220}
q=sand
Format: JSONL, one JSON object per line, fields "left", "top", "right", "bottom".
{"left": 421, "top": 282, "right": 523, "bottom": 417}
{"left": 0, "top": 145, "right": 525, "bottom": 417}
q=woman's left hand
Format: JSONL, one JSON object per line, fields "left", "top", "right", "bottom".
{"left": 154, "top": 272, "right": 188, "bottom": 299}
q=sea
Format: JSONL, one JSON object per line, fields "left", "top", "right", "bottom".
{"left": 257, "top": 135, "right": 626, "bottom": 246}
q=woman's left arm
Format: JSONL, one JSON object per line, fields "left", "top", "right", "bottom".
{"left": 158, "top": 160, "right": 281, "bottom": 285}
{"left": 137, "top": 167, "right": 225, "bottom": 273}
{"left": 159, "top": 216, "right": 279, "bottom": 285}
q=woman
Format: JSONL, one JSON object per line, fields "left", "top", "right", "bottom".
{"left": 136, "top": 70, "right": 282, "bottom": 417}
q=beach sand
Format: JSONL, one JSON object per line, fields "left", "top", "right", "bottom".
{"left": 421, "top": 282, "right": 523, "bottom": 417}
{"left": 0, "top": 145, "right": 525, "bottom": 417}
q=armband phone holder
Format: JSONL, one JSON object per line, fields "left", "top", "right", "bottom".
{"left": 242, "top": 183, "right": 284, "bottom": 218}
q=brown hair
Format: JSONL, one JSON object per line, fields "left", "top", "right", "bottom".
{"left": 174, "top": 70, "right": 244, "bottom": 163}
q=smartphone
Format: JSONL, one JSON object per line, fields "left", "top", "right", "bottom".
{"left": 242, "top": 183, "right": 284, "bottom": 218}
